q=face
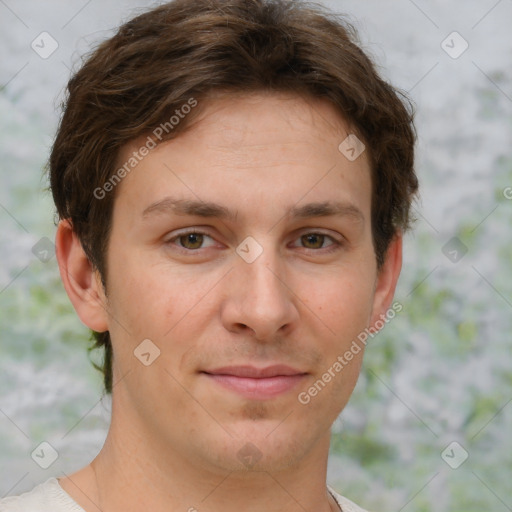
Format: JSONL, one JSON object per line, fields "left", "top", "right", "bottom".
{"left": 98, "top": 92, "right": 397, "bottom": 473}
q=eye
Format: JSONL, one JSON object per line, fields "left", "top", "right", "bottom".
{"left": 291, "top": 232, "right": 341, "bottom": 252}
{"left": 300, "top": 233, "right": 329, "bottom": 249}
{"left": 169, "top": 231, "right": 217, "bottom": 250}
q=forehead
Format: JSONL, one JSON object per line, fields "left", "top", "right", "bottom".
{"left": 113, "top": 92, "right": 372, "bottom": 222}
{"left": 179, "top": 91, "right": 359, "bottom": 158}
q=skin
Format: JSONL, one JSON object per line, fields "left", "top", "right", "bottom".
{"left": 56, "top": 91, "right": 402, "bottom": 512}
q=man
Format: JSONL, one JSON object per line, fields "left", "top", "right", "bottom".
{"left": 0, "top": 0, "right": 417, "bottom": 510}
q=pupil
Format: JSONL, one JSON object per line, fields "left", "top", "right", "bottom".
{"left": 303, "top": 234, "right": 323, "bottom": 248}
{"left": 182, "top": 233, "right": 203, "bottom": 248}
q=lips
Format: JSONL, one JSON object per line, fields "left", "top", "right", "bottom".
{"left": 202, "top": 365, "right": 307, "bottom": 400}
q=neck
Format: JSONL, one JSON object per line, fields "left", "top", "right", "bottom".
{"left": 88, "top": 426, "right": 338, "bottom": 512}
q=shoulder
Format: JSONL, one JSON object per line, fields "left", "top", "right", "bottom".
{"left": 328, "top": 485, "right": 371, "bottom": 512}
{"left": 0, "top": 478, "right": 85, "bottom": 512}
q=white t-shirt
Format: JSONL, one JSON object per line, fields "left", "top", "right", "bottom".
{"left": 0, "top": 478, "right": 369, "bottom": 512}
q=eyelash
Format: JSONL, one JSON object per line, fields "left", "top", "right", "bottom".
{"left": 166, "top": 229, "right": 343, "bottom": 254}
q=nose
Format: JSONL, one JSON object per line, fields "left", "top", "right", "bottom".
{"left": 220, "top": 248, "right": 299, "bottom": 341}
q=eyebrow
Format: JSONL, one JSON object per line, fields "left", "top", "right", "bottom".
{"left": 142, "top": 197, "right": 364, "bottom": 223}
{"left": 142, "top": 197, "right": 237, "bottom": 221}
{"left": 288, "top": 202, "right": 364, "bottom": 223}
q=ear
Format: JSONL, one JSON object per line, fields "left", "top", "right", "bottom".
{"left": 55, "top": 219, "right": 109, "bottom": 332}
{"left": 369, "top": 232, "right": 403, "bottom": 329}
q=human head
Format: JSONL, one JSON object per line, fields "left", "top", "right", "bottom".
{"left": 50, "top": 0, "right": 418, "bottom": 394}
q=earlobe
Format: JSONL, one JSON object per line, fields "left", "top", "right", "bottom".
{"left": 369, "top": 233, "right": 403, "bottom": 329}
{"left": 55, "top": 220, "right": 109, "bottom": 333}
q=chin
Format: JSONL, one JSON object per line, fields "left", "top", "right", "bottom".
{"left": 202, "top": 423, "right": 323, "bottom": 474}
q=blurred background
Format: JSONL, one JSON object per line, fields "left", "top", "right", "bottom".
{"left": 1, "top": 1, "right": 511, "bottom": 510}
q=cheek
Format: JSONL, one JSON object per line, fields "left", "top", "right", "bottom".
{"left": 102, "top": 261, "right": 166, "bottom": 362}
{"left": 306, "top": 271, "right": 376, "bottom": 337}
{"left": 107, "top": 260, "right": 220, "bottom": 352}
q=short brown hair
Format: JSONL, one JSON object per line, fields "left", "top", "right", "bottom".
{"left": 49, "top": 0, "right": 418, "bottom": 394}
